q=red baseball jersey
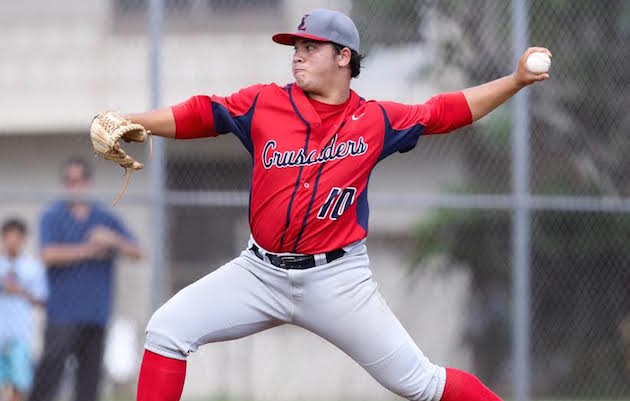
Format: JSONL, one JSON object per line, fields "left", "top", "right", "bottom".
{"left": 172, "top": 83, "right": 472, "bottom": 254}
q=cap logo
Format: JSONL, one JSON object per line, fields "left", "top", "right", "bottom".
{"left": 297, "top": 14, "right": 309, "bottom": 31}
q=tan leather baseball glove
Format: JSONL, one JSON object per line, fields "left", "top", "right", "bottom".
{"left": 90, "top": 110, "right": 152, "bottom": 205}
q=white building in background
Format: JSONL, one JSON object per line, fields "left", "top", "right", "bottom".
{"left": 0, "top": 1, "right": 472, "bottom": 399}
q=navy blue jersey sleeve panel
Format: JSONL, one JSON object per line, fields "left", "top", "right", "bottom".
{"left": 355, "top": 179, "right": 370, "bottom": 233}
{"left": 377, "top": 104, "right": 425, "bottom": 161}
{"left": 211, "top": 94, "right": 259, "bottom": 156}
{"left": 172, "top": 84, "right": 265, "bottom": 142}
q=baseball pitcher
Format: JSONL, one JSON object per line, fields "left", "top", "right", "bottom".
{"left": 91, "top": 9, "right": 551, "bottom": 401}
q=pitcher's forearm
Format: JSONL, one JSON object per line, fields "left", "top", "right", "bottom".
{"left": 462, "top": 74, "right": 523, "bottom": 122}
{"left": 126, "top": 108, "right": 177, "bottom": 139}
{"left": 462, "top": 47, "right": 552, "bottom": 122}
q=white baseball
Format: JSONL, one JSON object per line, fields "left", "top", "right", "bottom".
{"left": 525, "top": 52, "right": 551, "bottom": 74}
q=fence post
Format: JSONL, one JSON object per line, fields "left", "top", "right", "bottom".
{"left": 511, "top": 0, "right": 531, "bottom": 400}
{"left": 149, "top": 0, "right": 166, "bottom": 311}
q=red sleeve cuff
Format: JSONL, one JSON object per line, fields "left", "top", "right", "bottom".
{"left": 171, "top": 95, "right": 217, "bottom": 139}
{"left": 425, "top": 91, "right": 473, "bottom": 134}
{"left": 444, "top": 91, "right": 473, "bottom": 128}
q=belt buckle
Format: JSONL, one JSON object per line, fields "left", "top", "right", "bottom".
{"left": 278, "top": 255, "right": 298, "bottom": 269}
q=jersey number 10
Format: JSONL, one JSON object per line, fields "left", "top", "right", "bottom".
{"left": 317, "top": 187, "right": 357, "bottom": 221}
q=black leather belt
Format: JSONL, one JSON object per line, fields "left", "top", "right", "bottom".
{"left": 249, "top": 244, "right": 345, "bottom": 270}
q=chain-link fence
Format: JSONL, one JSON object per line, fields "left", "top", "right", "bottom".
{"left": 1, "top": 1, "right": 629, "bottom": 401}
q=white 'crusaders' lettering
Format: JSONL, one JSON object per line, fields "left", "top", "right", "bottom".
{"left": 262, "top": 135, "right": 368, "bottom": 169}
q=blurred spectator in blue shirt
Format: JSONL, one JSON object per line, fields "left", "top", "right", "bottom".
{"left": 28, "top": 157, "right": 142, "bottom": 401}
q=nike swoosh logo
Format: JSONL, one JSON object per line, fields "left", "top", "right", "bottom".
{"left": 352, "top": 112, "right": 365, "bottom": 121}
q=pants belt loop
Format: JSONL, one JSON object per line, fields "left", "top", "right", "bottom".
{"left": 313, "top": 253, "right": 327, "bottom": 266}
{"left": 251, "top": 245, "right": 264, "bottom": 261}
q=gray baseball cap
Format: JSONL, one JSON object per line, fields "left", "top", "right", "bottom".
{"left": 273, "top": 9, "right": 360, "bottom": 53}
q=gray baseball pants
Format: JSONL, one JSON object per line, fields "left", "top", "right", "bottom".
{"left": 145, "top": 239, "right": 446, "bottom": 401}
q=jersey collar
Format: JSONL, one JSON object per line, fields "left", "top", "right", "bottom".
{"left": 290, "top": 83, "right": 361, "bottom": 128}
